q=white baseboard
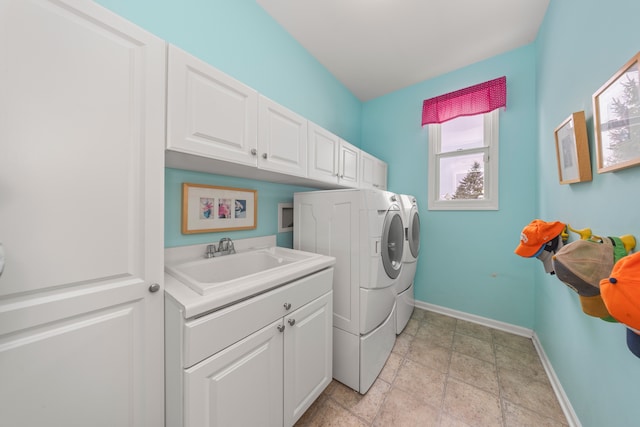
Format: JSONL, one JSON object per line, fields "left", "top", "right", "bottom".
{"left": 415, "top": 300, "right": 534, "bottom": 338}
{"left": 415, "top": 299, "right": 580, "bottom": 427}
{"left": 532, "top": 333, "right": 582, "bottom": 427}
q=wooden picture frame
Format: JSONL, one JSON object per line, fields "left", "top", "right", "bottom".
{"left": 554, "top": 111, "right": 592, "bottom": 184}
{"left": 593, "top": 52, "right": 640, "bottom": 173}
{"left": 181, "top": 183, "right": 257, "bottom": 234}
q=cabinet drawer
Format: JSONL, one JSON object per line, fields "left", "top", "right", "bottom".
{"left": 183, "top": 267, "right": 333, "bottom": 368}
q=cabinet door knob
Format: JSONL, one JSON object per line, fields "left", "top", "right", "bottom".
{"left": 283, "top": 302, "right": 291, "bottom": 310}
{"left": 250, "top": 148, "right": 257, "bottom": 155}
{"left": 148, "top": 283, "right": 160, "bottom": 293}
{"left": 277, "top": 324, "right": 285, "bottom": 332}
{"left": 262, "top": 153, "right": 268, "bottom": 159}
{"left": 288, "top": 318, "right": 296, "bottom": 326}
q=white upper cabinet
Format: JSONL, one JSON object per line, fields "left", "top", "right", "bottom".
{"left": 338, "top": 139, "right": 360, "bottom": 187}
{"left": 360, "top": 151, "right": 388, "bottom": 190}
{"left": 308, "top": 122, "right": 360, "bottom": 187}
{"left": 165, "top": 44, "right": 387, "bottom": 189}
{"left": 307, "top": 122, "right": 340, "bottom": 183}
{"left": 258, "top": 95, "right": 308, "bottom": 177}
{"left": 167, "top": 45, "right": 259, "bottom": 166}
{"left": 0, "top": 0, "right": 165, "bottom": 425}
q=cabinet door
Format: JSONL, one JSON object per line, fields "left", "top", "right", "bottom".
{"left": 258, "top": 95, "right": 308, "bottom": 177}
{"left": 283, "top": 291, "right": 333, "bottom": 427}
{"left": 360, "top": 151, "right": 388, "bottom": 190}
{"left": 184, "top": 320, "right": 284, "bottom": 427}
{"left": 0, "top": 1, "right": 165, "bottom": 426}
{"left": 307, "top": 122, "right": 339, "bottom": 184}
{"left": 338, "top": 140, "right": 360, "bottom": 187}
{"left": 375, "top": 160, "right": 388, "bottom": 190}
{"left": 167, "top": 45, "right": 258, "bottom": 166}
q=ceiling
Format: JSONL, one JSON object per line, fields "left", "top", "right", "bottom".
{"left": 256, "top": 0, "right": 550, "bottom": 101}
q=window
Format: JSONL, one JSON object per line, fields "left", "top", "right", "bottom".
{"left": 427, "top": 109, "right": 499, "bottom": 210}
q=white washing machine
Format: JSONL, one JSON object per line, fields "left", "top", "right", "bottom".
{"left": 395, "top": 194, "right": 420, "bottom": 334}
{"left": 294, "top": 188, "right": 404, "bottom": 394}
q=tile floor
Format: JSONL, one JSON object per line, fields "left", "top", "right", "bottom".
{"left": 295, "top": 308, "right": 569, "bottom": 427}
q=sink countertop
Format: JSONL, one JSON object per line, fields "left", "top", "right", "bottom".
{"left": 164, "top": 239, "right": 335, "bottom": 318}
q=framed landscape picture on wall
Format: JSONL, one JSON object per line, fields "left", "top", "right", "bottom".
{"left": 554, "top": 111, "right": 592, "bottom": 184}
{"left": 593, "top": 52, "right": 640, "bottom": 173}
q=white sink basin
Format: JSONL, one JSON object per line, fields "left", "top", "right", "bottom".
{"left": 165, "top": 246, "right": 335, "bottom": 307}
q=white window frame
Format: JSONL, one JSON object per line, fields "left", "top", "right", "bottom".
{"left": 427, "top": 109, "right": 499, "bottom": 211}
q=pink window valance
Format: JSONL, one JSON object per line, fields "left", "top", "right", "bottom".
{"left": 421, "top": 76, "right": 506, "bottom": 125}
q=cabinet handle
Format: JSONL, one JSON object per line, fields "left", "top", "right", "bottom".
{"left": 288, "top": 318, "right": 296, "bottom": 326}
{"left": 283, "top": 302, "right": 291, "bottom": 310}
{"left": 277, "top": 324, "right": 285, "bottom": 332}
{"left": 250, "top": 148, "right": 257, "bottom": 155}
{"left": 148, "top": 283, "right": 160, "bottom": 293}
{"left": 262, "top": 153, "right": 268, "bottom": 159}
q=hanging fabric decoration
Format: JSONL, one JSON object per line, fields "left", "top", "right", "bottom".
{"left": 421, "top": 76, "right": 507, "bottom": 125}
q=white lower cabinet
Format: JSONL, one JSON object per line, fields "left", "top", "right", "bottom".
{"left": 185, "top": 319, "right": 284, "bottom": 427}
{"left": 166, "top": 269, "right": 333, "bottom": 427}
{"left": 283, "top": 292, "right": 333, "bottom": 426}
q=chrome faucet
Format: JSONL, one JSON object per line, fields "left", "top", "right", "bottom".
{"left": 204, "top": 237, "right": 236, "bottom": 258}
{"left": 218, "top": 237, "right": 235, "bottom": 254}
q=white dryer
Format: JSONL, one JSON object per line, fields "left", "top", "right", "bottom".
{"left": 395, "top": 194, "right": 420, "bottom": 334}
{"left": 294, "top": 188, "right": 404, "bottom": 394}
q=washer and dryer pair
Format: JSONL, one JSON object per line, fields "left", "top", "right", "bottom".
{"left": 294, "top": 189, "right": 405, "bottom": 394}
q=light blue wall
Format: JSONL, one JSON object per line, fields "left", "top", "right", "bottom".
{"left": 95, "top": 0, "right": 361, "bottom": 249}
{"left": 165, "top": 168, "right": 314, "bottom": 248}
{"left": 535, "top": 0, "right": 640, "bottom": 425}
{"left": 362, "top": 46, "right": 539, "bottom": 329}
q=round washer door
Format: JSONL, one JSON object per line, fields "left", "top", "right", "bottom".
{"left": 381, "top": 210, "right": 404, "bottom": 279}
{"left": 408, "top": 208, "right": 420, "bottom": 259}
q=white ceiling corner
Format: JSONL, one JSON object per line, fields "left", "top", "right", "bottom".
{"left": 256, "top": 0, "right": 550, "bottom": 101}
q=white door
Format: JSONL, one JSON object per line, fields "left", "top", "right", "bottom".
{"left": 184, "top": 320, "right": 284, "bottom": 427}
{"left": 258, "top": 95, "right": 308, "bottom": 177}
{"left": 167, "top": 45, "right": 259, "bottom": 166}
{"left": 283, "top": 291, "right": 333, "bottom": 427}
{"left": 0, "top": 1, "right": 165, "bottom": 426}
